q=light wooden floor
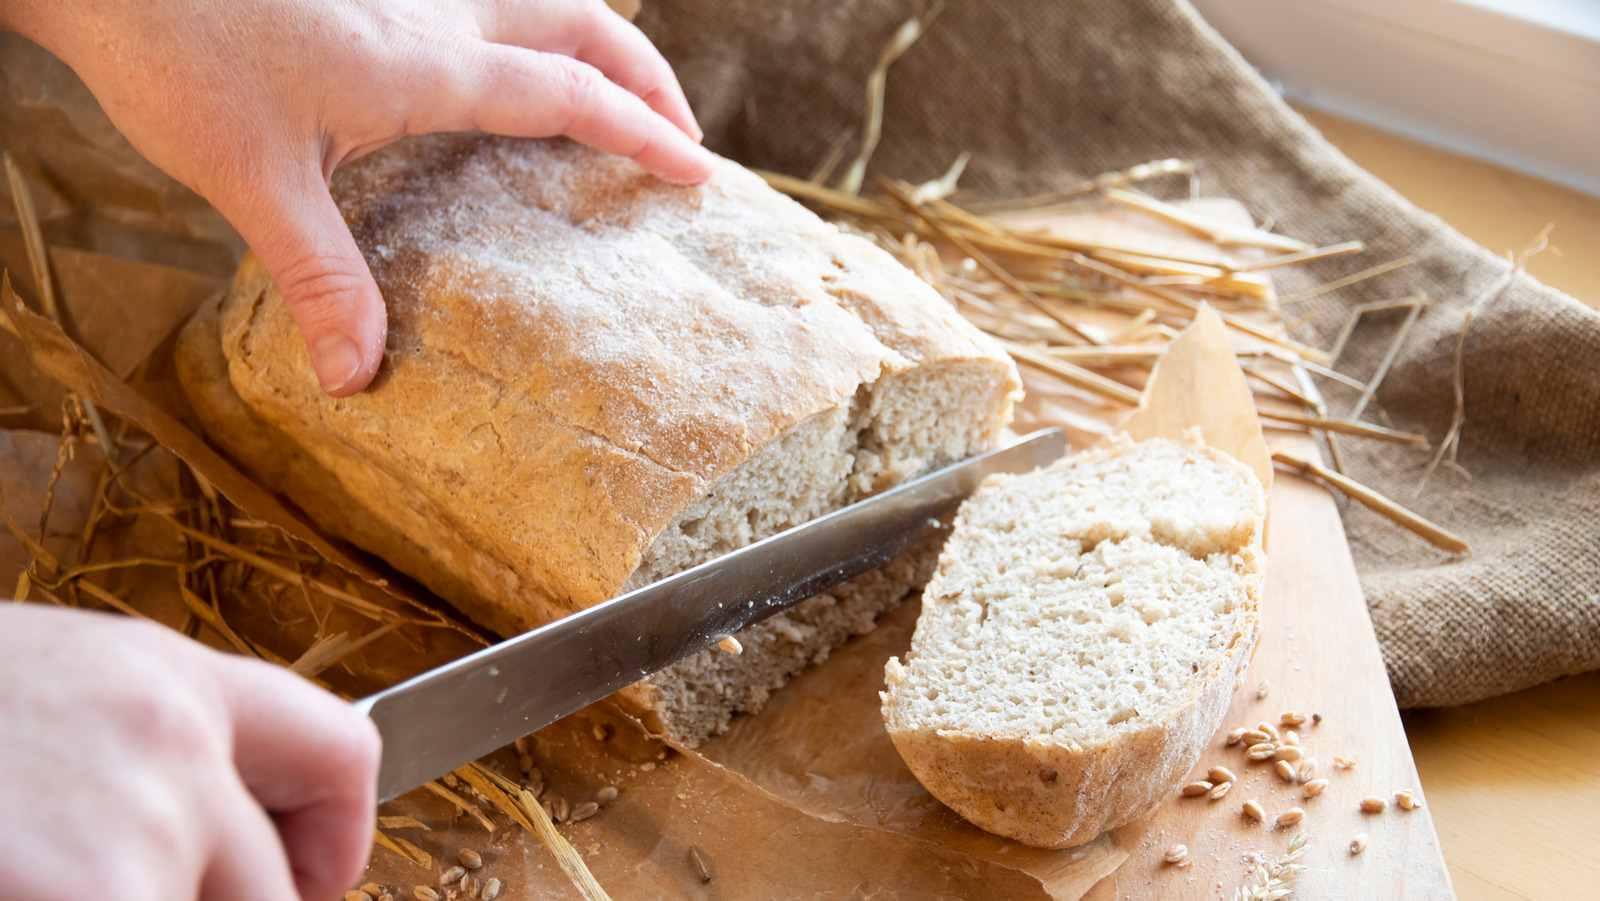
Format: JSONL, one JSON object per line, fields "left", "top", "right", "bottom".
{"left": 1298, "top": 107, "right": 1600, "bottom": 901}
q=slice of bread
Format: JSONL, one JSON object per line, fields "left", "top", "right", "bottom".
{"left": 881, "top": 434, "right": 1266, "bottom": 848}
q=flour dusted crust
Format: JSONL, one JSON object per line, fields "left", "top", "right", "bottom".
{"left": 178, "top": 134, "right": 1019, "bottom": 743}
{"left": 881, "top": 435, "right": 1265, "bottom": 848}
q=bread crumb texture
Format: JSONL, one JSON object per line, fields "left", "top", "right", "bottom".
{"left": 882, "top": 435, "right": 1265, "bottom": 847}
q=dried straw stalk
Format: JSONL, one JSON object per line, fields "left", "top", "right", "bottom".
{"left": 1274, "top": 451, "right": 1469, "bottom": 554}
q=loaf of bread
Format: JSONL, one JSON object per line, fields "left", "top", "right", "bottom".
{"left": 881, "top": 435, "right": 1265, "bottom": 847}
{"left": 176, "top": 134, "right": 1020, "bottom": 744}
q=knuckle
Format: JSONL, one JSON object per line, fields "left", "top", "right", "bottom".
{"left": 272, "top": 256, "right": 371, "bottom": 327}
{"left": 550, "top": 59, "right": 601, "bottom": 119}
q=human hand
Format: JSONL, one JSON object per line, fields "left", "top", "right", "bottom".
{"left": 2, "top": 0, "right": 712, "bottom": 395}
{"left": 0, "top": 605, "right": 380, "bottom": 901}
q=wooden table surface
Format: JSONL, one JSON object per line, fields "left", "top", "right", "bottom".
{"left": 1297, "top": 106, "right": 1600, "bottom": 901}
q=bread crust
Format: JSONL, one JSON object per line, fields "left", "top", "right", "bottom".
{"left": 882, "top": 436, "right": 1265, "bottom": 848}
{"left": 177, "top": 134, "right": 1019, "bottom": 741}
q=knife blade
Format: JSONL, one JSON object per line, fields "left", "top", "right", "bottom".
{"left": 354, "top": 427, "right": 1065, "bottom": 802}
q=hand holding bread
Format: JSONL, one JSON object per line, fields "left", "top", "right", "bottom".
{"left": 1, "top": 0, "right": 713, "bottom": 395}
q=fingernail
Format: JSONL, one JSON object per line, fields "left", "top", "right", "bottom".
{"left": 690, "top": 121, "right": 705, "bottom": 143}
{"left": 312, "top": 334, "right": 362, "bottom": 393}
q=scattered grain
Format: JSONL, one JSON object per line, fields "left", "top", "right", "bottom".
{"left": 360, "top": 885, "right": 382, "bottom": 897}
{"left": 413, "top": 888, "right": 439, "bottom": 901}
{"left": 1164, "top": 843, "right": 1189, "bottom": 865}
{"left": 1274, "top": 807, "right": 1305, "bottom": 829}
{"left": 1256, "top": 679, "right": 1270, "bottom": 699}
{"left": 345, "top": 891, "right": 373, "bottom": 901}
{"left": 459, "top": 849, "right": 482, "bottom": 870}
{"left": 571, "top": 801, "right": 600, "bottom": 822}
{"left": 481, "top": 878, "right": 503, "bottom": 901}
{"left": 1396, "top": 790, "right": 1419, "bottom": 810}
{"left": 1257, "top": 722, "right": 1281, "bottom": 741}
{"left": 443, "top": 774, "right": 459, "bottom": 788}
{"left": 1225, "top": 726, "right": 1248, "bottom": 747}
{"left": 379, "top": 895, "right": 394, "bottom": 901}
{"left": 1247, "top": 742, "right": 1278, "bottom": 762}
{"left": 460, "top": 874, "right": 479, "bottom": 898}
{"left": 689, "top": 846, "right": 714, "bottom": 883}
{"left": 1280, "top": 711, "right": 1308, "bottom": 727}
{"left": 1208, "top": 766, "right": 1238, "bottom": 785}
{"left": 592, "top": 723, "right": 612, "bottom": 742}
{"left": 517, "top": 754, "right": 534, "bottom": 774}
{"left": 513, "top": 736, "right": 532, "bottom": 756}
{"left": 1297, "top": 758, "right": 1318, "bottom": 784}
{"left": 551, "top": 795, "right": 570, "bottom": 823}
{"left": 1360, "top": 796, "right": 1388, "bottom": 813}
{"left": 1350, "top": 833, "right": 1368, "bottom": 856}
{"left": 1210, "top": 781, "right": 1233, "bottom": 800}
{"left": 1275, "top": 745, "right": 1304, "bottom": 762}
{"left": 1242, "top": 799, "right": 1266, "bottom": 822}
{"left": 1334, "top": 756, "right": 1357, "bottom": 769}
{"left": 1241, "top": 729, "right": 1272, "bottom": 745}
{"left": 438, "top": 867, "right": 465, "bottom": 887}
{"left": 596, "top": 786, "right": 619, "bottom": 807}
{"left": 1274, "top": 760, "right": 1296, "bottom": 782}
{"left": 1182, "top": 781, "right": 1214, "bottom": 797}
{"left": 1283, "top": 729, "right": 1301, "bottom": 747}
{"left": 1302, "top": 778, "right": 1329, "bottom": 799}
{"left": 717, "top": 635, "right": 743, "bottom": 655}
{"left": 1312, "top": 712, "right": 1323, "bottom": 725}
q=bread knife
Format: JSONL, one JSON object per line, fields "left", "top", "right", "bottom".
{"left": 354, "top": 427, "right": 1066, "bottom": 802}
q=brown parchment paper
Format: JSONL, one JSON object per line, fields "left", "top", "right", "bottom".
{"left": 1120, "top": 304, "right": 1272, "bottom": 491}
{"left": 0, "top": 207, "right": 1268, "bottom": 899}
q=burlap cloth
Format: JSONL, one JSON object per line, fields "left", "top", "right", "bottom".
{"left": 4, "top": 0, "right": 1597, "bottom": 707}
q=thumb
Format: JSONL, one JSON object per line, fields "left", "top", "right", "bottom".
{"left": 220, "top": 170, "right": 387, "bottom": 396}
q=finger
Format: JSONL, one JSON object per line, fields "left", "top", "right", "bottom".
{"left": 457, "top": 45, "right": 715, "bottom": 184}
{"left": 212, "top": 655, "right": 379, "bottom": 901}
{"left": 212, "top": 169, "right": 388, "bottom": 396}
{"left": 571, "top": 15, "right": 702, "bottom": 141}
{"left": 475, "top": 0, "right": 702, "bottom": 141}
{"left": 199, "top": 782, "right": 301, "bottom": 901}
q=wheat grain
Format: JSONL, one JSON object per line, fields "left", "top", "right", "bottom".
{"left": 1209, "top": 766, "right": 1239, "bottom": 785}
{"left": 1247, "top": 743, "right": 1278, "bottom": 762}
{"left": 1360, "top": 796, "right": 1388, "bottom": 813}
{"left": 1302, "top": 779, "right": 1329, "bottom": 799}
{"left": 1297, "top": 758, "right": 1318, "bottom": 784}
{"left": 1183, "top": 781, "right": 1215, "bottom": 797}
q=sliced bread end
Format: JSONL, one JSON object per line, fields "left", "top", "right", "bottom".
{"left": 881, "top": 433, "right": 1266, "bottom": 848}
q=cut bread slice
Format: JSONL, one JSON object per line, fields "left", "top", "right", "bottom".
{"left": 881, "top": 434, "right": 1266, "bottom": 848}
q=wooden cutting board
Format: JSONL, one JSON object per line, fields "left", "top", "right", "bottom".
{"left": 1013, "top": 202, "right": 1458, "bottom": 899}
{"left": 1082, "top": 463, "right": 1455, "bottom": 899}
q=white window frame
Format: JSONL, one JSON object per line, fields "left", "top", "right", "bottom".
{"left": 1189, "top": 0, "right": 1600, "bottom": 196}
